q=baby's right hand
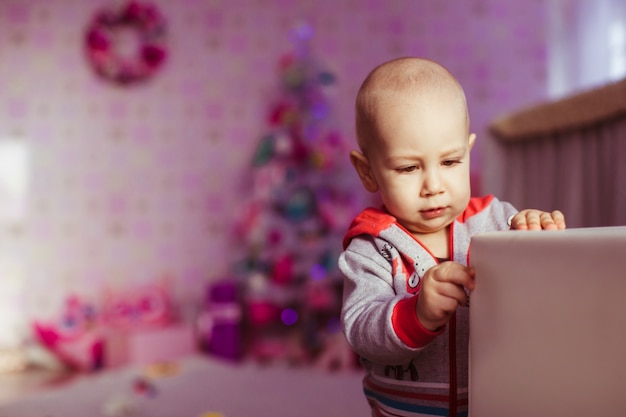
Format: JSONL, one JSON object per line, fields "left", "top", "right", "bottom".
{"left": 415, "top": 261, "right": 474, "bottom": 331}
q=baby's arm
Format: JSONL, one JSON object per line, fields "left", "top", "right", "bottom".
{"left": 509, "top": 209, "right": 566, "bottom": 230}
{"left": 341, "top": 237, "right": 445, "bottom": 363}
{"left": 416, "top": 262, "right": 474, "bottom": 332}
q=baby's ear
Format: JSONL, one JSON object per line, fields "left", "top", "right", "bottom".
{"left": 468, "top": 133, "right": 476, "bottom": 149}
{"left": 350, "top": 150, "right": 379, "bottom": 193}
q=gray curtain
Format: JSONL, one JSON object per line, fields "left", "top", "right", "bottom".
{"left": 486, "top": 78, "right": 626, "bottom": 228}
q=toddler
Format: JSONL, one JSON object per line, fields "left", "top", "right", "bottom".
{"left": 339, "top": 57, "right": 565, "bottom": 417}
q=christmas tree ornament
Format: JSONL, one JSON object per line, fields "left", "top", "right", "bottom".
{"left": 283, "top": 187, "right": 316, "bottom": 222}
{"left": 252, "top": 135, "right": 275, "bottom": 167}
{"left": 271, "top": 254, "right": 294, "bottom": 285}
{"left": 309, "top": 263, "right": 327, "bottom": 281}
{"left": 280, "top": 308, "right": 298, "bottom": 326}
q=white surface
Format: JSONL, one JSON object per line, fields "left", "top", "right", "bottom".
{"left": 0, "top": 355, "right": 368, "bottom": 417}
{"left": 469, "top": 226, "right": 626, "bottom": 417}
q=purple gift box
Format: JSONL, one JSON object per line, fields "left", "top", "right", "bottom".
{"left": 202, "top": 280, "right": 242, "bottom": 361}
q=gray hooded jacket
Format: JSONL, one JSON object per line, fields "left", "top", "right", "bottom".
{"left": 339, "top": 195, "right": 517, "bottom": 416}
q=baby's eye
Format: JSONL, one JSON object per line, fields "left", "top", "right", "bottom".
{"left": 442, "top": 159, "right": 461, "bottom": 167}
{"left": 398, "top": 165, "right": 417, "bottom": 173}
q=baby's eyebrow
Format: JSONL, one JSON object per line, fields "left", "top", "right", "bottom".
{"left": 441, "top": 146, "right": 467, "bottom": 157}
{"left": 385, "top": 154, "right": 421, "bottom": 164}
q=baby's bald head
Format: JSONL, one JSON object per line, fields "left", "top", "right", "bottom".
{"left": 355, "top": 57, "right": 469, "bottom": 155}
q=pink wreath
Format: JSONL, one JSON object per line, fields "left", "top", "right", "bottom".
{"left": 85, "top": 1, "right": 167, "bottom": 85}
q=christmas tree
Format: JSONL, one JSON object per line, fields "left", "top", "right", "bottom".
{"left": 233, "top": 23, "right": 360, "bottom": 366}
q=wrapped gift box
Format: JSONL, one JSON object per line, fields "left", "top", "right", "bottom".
{"left": 105, "top": 323, "right": 197, "bottom": 367}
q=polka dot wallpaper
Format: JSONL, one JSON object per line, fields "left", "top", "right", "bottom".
{"left": 0, "top": 0, "right": 548, "bottom": 346}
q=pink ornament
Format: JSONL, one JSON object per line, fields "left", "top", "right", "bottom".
{"left": 271, "top": 255, "right": 293, "bottom": 285}
{"left": 267, "top": 228, "right": 283, "bottom": 246}
{"left": 306, "top": 283, "right": 335, "bottom": 311}
{"left": 247, "top": 301, "right": 280, "bottom": 326}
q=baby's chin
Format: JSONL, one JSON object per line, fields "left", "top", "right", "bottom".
{"left": 401, "top": 220, "right": 452, "bottom": 236}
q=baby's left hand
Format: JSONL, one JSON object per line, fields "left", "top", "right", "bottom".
{"left": 510, "top": 209, "right": 566, "bottom": 230}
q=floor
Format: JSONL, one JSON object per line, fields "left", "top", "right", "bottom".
{"left": 0, "top": 355, "right": 370, "bottom": 417}
{"left": 0, "top": 366, "right": 77, "bottom": 405}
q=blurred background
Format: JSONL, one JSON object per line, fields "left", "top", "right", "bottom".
{"left": 0, "top": 0, "right": 624, "bottom": 374}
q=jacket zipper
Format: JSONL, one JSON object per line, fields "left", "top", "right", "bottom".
{"left": 449, "top": 222, "right": 457, "bottom": 417}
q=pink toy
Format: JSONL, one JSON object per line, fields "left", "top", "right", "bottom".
{"left": 32, "top": 295, "right": 104, "bottom": 371}
{"left": 102, "top": 282, "right": 171, "bottom": 329}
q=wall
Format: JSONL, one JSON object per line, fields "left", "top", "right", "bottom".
{"left": 0, "top": 0, "right": 548, "bottom": 347}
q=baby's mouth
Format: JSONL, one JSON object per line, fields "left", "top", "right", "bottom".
{"left": 421, "top": 207, "right": 445, "bottom": 218}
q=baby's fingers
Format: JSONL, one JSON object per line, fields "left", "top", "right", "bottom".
{"left": 431, "top": 262, "right": 475, "bottom": 291}
{"left": 510, "top": 210, "right": 537, "bottom": 230}
{"left": 547, "top": 210, "right": 566, "bottom": 230}
{"left": 530, "top": 210, "right": 566, "bottom": 230}
{"left": 511, "top": 209, "right": 566, "bottom": 230}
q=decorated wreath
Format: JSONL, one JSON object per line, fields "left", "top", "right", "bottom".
{"left": 85, "top": 1, "right": 167, "bottom": 85}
